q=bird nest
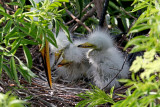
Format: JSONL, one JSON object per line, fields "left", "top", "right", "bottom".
{"left": 0, "top": 45, "right": 130, "bottom": 107}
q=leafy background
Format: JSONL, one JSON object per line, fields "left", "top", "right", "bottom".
{"left": 0, "top": 0, "right": 160, "bottom": 106}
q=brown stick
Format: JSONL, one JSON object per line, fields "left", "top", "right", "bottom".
{"left": 66, "top": 9, "right": 92, "bottom": 32}
{"left": 70, "top": 7, "right": 96, "bottom": 32}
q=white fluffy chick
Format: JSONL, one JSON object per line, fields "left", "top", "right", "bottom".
{"left": 49, "top": 31, "right": 92, "bottom": 82}
{"left": 78, "top": 29, "right": 129, "bottom": 89}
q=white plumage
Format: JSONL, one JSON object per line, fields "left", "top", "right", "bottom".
{"left": 78, "top": 30, "right": 129, "bottom": 89}
{"left": 49, "top": 31, "right": 92, "bottom": 82}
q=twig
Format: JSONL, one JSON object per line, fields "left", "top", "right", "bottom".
{"left": 70, "top": 7, "right": 96, "bottom": 32}
{"left": 120, "top": 7, "right": 137, "bottom": 20}
{"left": 65, "top": 1, "right": 94, "bottom": 26}
{"left": 103, "top": 54, "right": 128, "bottom": 90}
{"left": 66, "top": 9, "right": 92, "bottom": 32}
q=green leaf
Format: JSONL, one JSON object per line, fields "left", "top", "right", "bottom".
{"left": 121, "top": 17, "right": 130, "bottom": 31}
{"left": 29, "top": 0, "right": 36, "bottom": 8}
{"left": 46, "top": 36, "right": 57, "bottom": 48}
{"left": 6, "top": 2, "right": 22, "bottom": 7}
{"left": 10, "top": 57, "right": 20, "bottom": 86}
{"left": 129, "top": 24, "right": 150, "bottom": 34}
{"left": 5, "top": 27, "right": 18, "bottom": 39}
{"left": 21, "top": 39, "right": 38, "bottom": 45}
{"left": 55, "top": 19, "right": 60, "bottom": 37}
{"left": 18, "top": 26, "right": 30, "bottom": 36}
{"left": 19, "top": 0, "right": 26, "bottom": 6}
{"left": 125, "top": 36, "right": 150, "bottom": 50}
{"left": 3, "top": 64, "right": 14, "bottom": 79}
{"left": 29, "top": 21, "right": 36, "bottom": 34}
{"left": 76, "top": 0, "right": 83, "bottom": 18}
{"left": 0, "top": 31, "right": 3, "bottom": 42}
{"left": 3, "top": 20, "right": 13, "bottom": 33}
{"left": 55, "top": 0, "right": 69, "bottom": 2}
{"left": 109, "top": 1, "right": 120, "bottom": 11}
{"left": 39, "top": 33, "right": 45, "bottom": 51}
{"left": 132, "top": 4, "right": 148, "bottom": 12}
{"left": 0, "top": 55, "right": 3, "bottom": 76}
{"left": 130, "top": 45, "right": 147, "bottom": 53}
{"left": 59, "top": 22, "right": 72, "bottom": 43}
{"left": 14, "top": 8, "right": 23, "bottom": 16}
{"left": 17, "top": 66, "right": 31, "bottom": 83}
{"left": 23, "top": 45, "right": 33, "bottom": 68}
{"left": 0, "top": 4, "right": 5, "bottom": 12}
{"left": 17, "top": 58, "right": 36, "bottom": 78}
{"left": 9, "top": 38, "right": 21, "bottom": 54}
{"left": 46, "top": 29, "right": 57, "bottom": 47}
{"left": 49, "top": 2, "right": 62, "bottom": 8}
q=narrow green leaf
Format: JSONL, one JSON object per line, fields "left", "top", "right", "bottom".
{"left": 29, "top": 21, "right": 36, "bottom": 34}
{"left": 37, "top": 26, "right": 42, "bottom": 38}
{"left": 55, "top": 0, "right": 69, "bottom": 2}
{"left": 46, "top": 29, "right": 57, "bottom": 47}
{"left": 23, "top": 45, "right": 33, "bottom": 68}
{"left": 29, "top": 0, "right": 36, "bottom": 8}
{"left": 5, "top": 27, "right": 18, "bottom": 39}
{"left": 17, "top": 58, "right": 36, "bottom": 78}
{"left": 3, "top": 64, "right": 14, "bottom": 79}
{"left": 10, "top": 57, "right": 20, "bottom": 86}
{"left": 39, "top": 33, "right": 45, "bottom": 51}
{"left": 49, "top": 2, "right": 62, "bottom": 8}
{"left": 55, "top": 19, "right": 60, "bottom": 37}
{"left": 17, "top": 66, "right": 31, "bottom": 83}
{"left": 59, "top": 22, "right": 72, "bottom": 43}
{"left": 46, "top": 36, "right": 57, "bottom": 48}
{"left": 121, "top": 17, "right": 130, "bottom": 31}
{"left": 0, "top": 4, "right": 5, "bottom": 12}
{"left": 0, "top": 55, "right": 3, "bottom": 76}
{"left": 0, "top": 31, "right": 3, "bottom": 42}
{"left": 130, "top": 45, "right": 147, "bottom": 53}
{"left": 6, "top": 2, "right": 22, "bottom": 7}
{"left": 76, "top": 0, "right": 83, "bottom": 18}
{"left": 21, "top": 39, "right": 38, "bottom": 45}
{"left": 129, "top": 24, "right": 150, "bottom": 34}
{"left": 18, "top": 26, "right": 29, "bottom": 35}
{"left": 9, "top": 38, "right": 21, "bottom": 54}
{"left": 19, "top": 0, "right": 25, "bottom": 6}
{"left": 125, "top": 36, "right": 149, "bottom": 49}
{"left": 3, "top": 20, "right": 13, "bottom": 33}
{"left": 132, "top": 4, "right": 148, "bottom": 12}
{"left": 109, "top": 1, "right": 120, "bottom": 11}
{"left": 14, "top": 8, "right": 23, "bottom": 16}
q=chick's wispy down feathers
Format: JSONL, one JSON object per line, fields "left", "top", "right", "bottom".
{"left": 79, "top": 30, "right": 129, "bottom": 89}
{"left": 49, "top": 31, "right": 91, "bottom": 82}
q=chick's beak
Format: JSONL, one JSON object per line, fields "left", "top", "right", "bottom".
{"left": 54, "top": 49, "right": 63, "bottom": 65}
{"left": 58, "top": 59, "right": 72, "bottom": 67}
{"left": 77, "top": 42, "right": 96, "bottom": 48}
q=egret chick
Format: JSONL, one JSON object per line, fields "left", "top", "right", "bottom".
{"left": 49, "top": 31, "right": 92, "bottom": 82}
{"left": 78, "top": 30, "right": 129, "bottom": 89}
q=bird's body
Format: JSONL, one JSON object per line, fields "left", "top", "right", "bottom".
{"left": 50, "top": 31, "right": 92, "bottom": 82}
{"left": 78, "top": 30, "right": 129, "bottom": 89}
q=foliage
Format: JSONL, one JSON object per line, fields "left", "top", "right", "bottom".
{"left": 0, "top": 0, "right": 69, "bottom": 86}
{"left": 125, "top": 0, "right": 160, "bottom": 53}
{"left": 0, "top": 92, "right": 26, "bottom": 107}
{"left": 76, "top": 85, "right": 115, "bottom": 107}
{"left": 113, "top": 49, "right": 160, "bottom": 107}
{"left": 76, "top": 0, "right": 160, "bottom": 107}
{"left": 107, "top": 0, "right": 135, "bottom": 35}
{"left": 77, "top": 50, "right": 160, "bottom": 107}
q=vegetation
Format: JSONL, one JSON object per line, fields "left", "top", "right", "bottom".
{"left": 76, "top": 0, "right": 160, "bottom": 106}
{"left": 0, "top": 92, "right": 25, "bottom": 107}
{"left": 0, "top": 0, "right": 69, "bottom": 86}
{"left": 0, "top": 0, "right": 160, "bottom": 106}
